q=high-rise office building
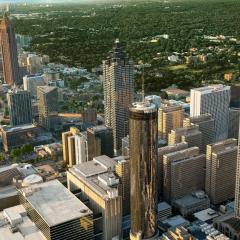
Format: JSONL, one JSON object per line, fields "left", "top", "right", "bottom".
{"left": 62, "top": 127, "right": 88, "bottom": 167}
{"left": 129, "top": 101, "right": 158, "bottom": 240}
{"left": 158, "top": 142, "right": 188, "bottom": 198}
{"left": 37, "top": 86, "right": 58, "bottom": 130}
{"left": 19, "top": 180, "right": 94, "bottom": 240}
{"left": 67, "top": 155, "right": 122, "bottom": 240}
{"left": 7, "top": 89, "right": 32, "bottom": 126}
{"left": 122, "top": 135, "right": 129, "bottom": 156}
{"left": 183, "top": 114, "right": 214, "bottom": 153}
{"left": 26, "top": 54, "right": 42, "bottom": 74}
{"left": 0, "top": 14, "right": 20, "bottom": 85}
{"left": 235, "top": 120, "right": 240, "bottom": 218}
{"left": 75, "top": 131, "right": 88, "bottom": 164}
{"left": 158, "top": 105, "right": 184, "bottom": 142}
{"left": 205, "top": 138, "right": 238, "bottom": 204}
{"left": 228, "top": 108, "right": 240, "bottom": 139}
{"left": 82, "top": 108, "right": 97, "bottom": 126}
{"left": 230, "top": 85, "right": 240, "bottom": 108}
{"left": 23, "top": 74, "right": 45, "bottom": 98}
{"left": 168, "top": 124, "right": 202, "bottom": 150}
{"left": 115, "top": 156, "right": 130, "bottom": 216}
{"left": 163, "top": 147, "right": 205, "bottom": 202}
{"left": 103, "top": 39, "right": 134, "bottom": 153}
{"left": 87, "top": 125, "right": 114, "bottom": 161}
{"left": 190, "top": 85, "right": 230, "bottom": 141}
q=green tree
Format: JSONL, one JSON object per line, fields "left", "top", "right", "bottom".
{"left": 21, "top": 144, "right": 33, "bottom": 154}
{"left": 10, "top": 148, "right": 21, "bottom": 158}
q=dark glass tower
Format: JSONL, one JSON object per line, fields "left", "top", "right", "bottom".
{"left": 0, "top": 14, "right": 20, "bottom": 85}
{"left": 129, "top": 101, "right": 158, "bottom": 240}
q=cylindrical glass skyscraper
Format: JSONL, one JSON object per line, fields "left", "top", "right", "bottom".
{"left": 129, "top": 101, "right": 158, "bottom": 240}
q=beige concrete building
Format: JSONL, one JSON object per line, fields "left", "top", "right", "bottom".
{"left": 62, "top": 127, "right": 80, "bottom": 167}
{"left": 158, "top": 105, "right": 184, "bottom": 141}
{"left": 168, "top": 124, "right": 202, "bottom": 149}
{"left": 67, "top": 155, "right": 122, "bottom": 240}
{"left": 205, "top": 138, "right": 238, "bottom": 204}
{"left": 158, "top": 142, "right": 188, "bottom": 198}
{"left": 183, "top": 114, "right": 214, "bottom": 152}
{"left": 163, "top": 147, "right": 205, "bottom": 202}
{"left": 114, "top": 156, "right": 130, "bottom": 216}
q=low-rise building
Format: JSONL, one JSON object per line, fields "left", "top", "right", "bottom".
{"left": 173, "top": 191, "right": 210, "bottom": 217}
{"left": 0, "top": 124, "right": 52, "bottom": 152}
{"left": 158, "top": 202, "right": 172, "bottom": 221}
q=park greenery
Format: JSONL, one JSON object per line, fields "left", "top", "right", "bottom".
{"left": 10, "top": 143, "right": 34, "bottom": 162}
{"left": 10, "top": 0, "right": 240, "bottom": 92}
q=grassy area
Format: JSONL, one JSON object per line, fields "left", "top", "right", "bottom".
{"left": 168, "top": 64, "right": 188, "bottom": 71}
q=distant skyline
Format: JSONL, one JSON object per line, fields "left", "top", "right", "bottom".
{"left": 0, "top": 0, "right": 117, "bottom": 3}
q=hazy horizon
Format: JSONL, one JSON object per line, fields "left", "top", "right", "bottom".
{"left": 0, "top": 0, "right": 120, "bottom": 3}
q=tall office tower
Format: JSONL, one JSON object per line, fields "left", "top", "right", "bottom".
{"left": 190, "top": 85, "right": 231, "bottom": 141}
{"left": 0, "top": 14, "right": 20, "bottom": 85}
{"left": 0, "top": 51, "right": 3, "bottom": 82}
{"left": 183, "top": 114, "right": 214, "bottom": 153}
{"left": 23, "top": 74, "right": 45, "bottom": 98}
{"left": 163, "top": 147, "right": 205, "bottom": 203}
{"left": 87, "top": 125, "right": 114, "bottom": 161}
{"left": 168, "top": 124, "right": 202, "bottom": 150}
{"left": 229, "top": 108, "right": 240, "bottom": 139}
{"left": 19, "top": 180, "right": 94, "bottom": 240}
{"left": 82, "top": 108, "right": 97, "bottom": 126}
{"left": 62, "top": 127, "right": 87, "bottom": 167}
{"left": 37, "top": 86, "right": 58, "bottom": 130}
{"left": 115, "top": 156, "right": 130, "bottom": 216}
{"left": 122, "top": 135, "right": 129, "bottom": 156}
{"left": 230, "top": 85, "right": 240, "bottom": 108}
{"left": 205, "top": 138, "right": 238, "bottom": 205}
{"left": 103, "top": 39, "right": 134, "bottom": 153}
{"left": 129, "top": 102, "right": 158, "bottom": 240}
{"left": 229, "top": 86, "right": 240, "bottom": 139}
{"left": 67, "top": 155, "right": 122, "bottom": 240}
{"left": 158, "top": 142, "right": 188, "bottom": 198}
{"left": 75, "top": 131, "right": 88, "bottom": 164}
{"left": 26, "top": 54, "right": 42, "bottom": 74}
{"left": 158, "top": 105, "right": 184, "bottom": 142}
{"left": 235, "top": 119, "right": 240, "bottom": 218}
{"left": 7, "top": 89, "right": 32, "bottom": 126}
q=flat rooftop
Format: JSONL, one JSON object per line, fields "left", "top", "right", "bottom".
{"left": 88, "top": 125, "right": 111, "bottom": 133}
{"left": 69, "top": 156, "right": 119, "bottom": 199}
{"left": 1, "top": 124, "right": 37, "bottom": 133}
{"left": 162, "top": 215, "right": 189, "bottom": 228}
{"left": 174, "top": 194, "right": 209, "bottom": 207}
{"left": 194, "top": 208, "right": 219, "bottom": 222}
{"left": 19, "top": 180, "right": 92, "bottom": 227}
{"left": 0, "top": 205, "right": 46, "bottom": 240}
{"left": 0, "top": 185, "right": 18, "bottom": 199}
{"left": 37, "top": 86, "right": 57, "bottom": 93}
{"left": 191, "top": 84, "right": 230, "bottom": 94}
